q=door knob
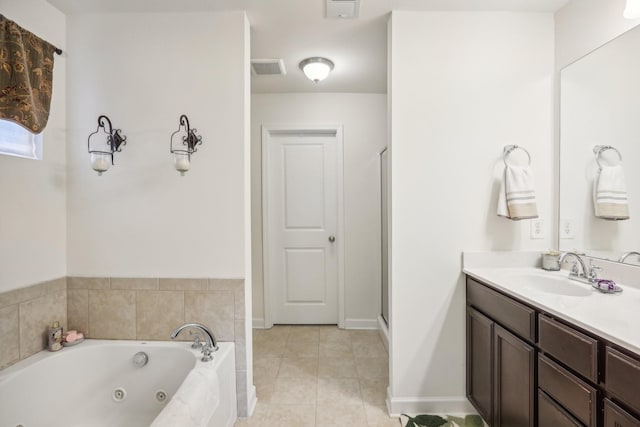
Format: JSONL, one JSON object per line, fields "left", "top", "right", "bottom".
{"left": 328, "top": 236, "right": 336, "bottom": 243}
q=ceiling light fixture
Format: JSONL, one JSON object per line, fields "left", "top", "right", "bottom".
{"left": 299, "top": 57, "right": 334, "bottom": 83}
{"left": 624, "top": 0, "right": 640, "bottom": 18}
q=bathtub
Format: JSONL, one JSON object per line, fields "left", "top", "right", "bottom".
{"left": 0, "top": 340, "right": 237, "bottom": 427}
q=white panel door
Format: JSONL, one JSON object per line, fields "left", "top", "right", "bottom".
{"left": 265, "top": 130, "right": 340, "bottom": 324}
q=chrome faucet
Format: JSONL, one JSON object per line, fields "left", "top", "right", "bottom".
{"left": 558, "top": 252, "right": 589, "bottom": 282}
{"left": 619, "top": 251, "right": 640, "bottom": 264}
{"left": 171, "top": 323, "right": 219, "bottom": 362}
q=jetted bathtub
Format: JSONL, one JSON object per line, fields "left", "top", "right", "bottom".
{"left": 0, "top": 340, "right": 237, "bottom": 427}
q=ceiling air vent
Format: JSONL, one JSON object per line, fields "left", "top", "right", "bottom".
{"left": 326, "top": 0, "right": 360, "bottom": 19}
{"left": 251, "top": 59, "right": 286, "bottom": 76}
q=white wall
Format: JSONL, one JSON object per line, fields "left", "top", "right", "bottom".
{"left": 0, "top": 0, "right": 67, "bottom": 292}
{"left": 251, "top": 93, "right": 387, "bottom": 328}
{"left": 388, "top": 11, "right": 554, "bottom": 413}
{"left": 555, "top": 0, "right": 640, "bottom": 70}
{"left": 66, "top": 12, "right": 248, "bottom": 278}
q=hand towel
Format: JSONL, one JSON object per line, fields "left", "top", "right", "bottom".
{"left": 593, "top": 164, "right": 630, "bottom": 220}
{"left": 497, "top": 165, "right": 539, "bottom": 220}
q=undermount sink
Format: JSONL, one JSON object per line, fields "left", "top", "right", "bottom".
{"left": 495, "top": 270, "right": 594, "bottom": 297}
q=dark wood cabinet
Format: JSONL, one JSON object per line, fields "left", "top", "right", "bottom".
{"left": 494, "top": 325, "right": 536, "bottom": 427}
{"left": 467, "top": 307, "right": 494, "bottom": 425}
{"left": 466, "top": 278, "right": 535, "bottom": 427}
{"left": 467, "top": 275, "right": 640, "bottom": 427}
{"left": 539, "top": 390, "right": 583, "bottom": 427}
{"left": 604, "top": 399, "right": 640, "bottom": 427}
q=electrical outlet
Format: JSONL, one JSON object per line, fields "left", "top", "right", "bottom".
{"left": 560, "top": 218, "right": 574, "bottom": 239}
{"left": 530, "top": 218, "right": 544, "bottom": 239}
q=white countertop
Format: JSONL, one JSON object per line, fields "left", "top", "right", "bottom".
{"left": 464, "top": 266, "right": 640, "bottom": 355}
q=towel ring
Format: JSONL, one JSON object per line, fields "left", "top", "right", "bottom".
{"left": 503, "top": 145, "right": 531, "bottom": 167}
{"left": 593, "top": 145, "right": 623, "bottom": 168}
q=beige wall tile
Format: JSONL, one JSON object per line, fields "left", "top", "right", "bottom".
{"left": 0, "top": 305, "right": 20, "bottom": 369}
{"left": 208, "top": 278, "right": 244, "bottom": 291}
{"left": 67, "top": 289, "right": 89, "bottom": 334}
{"left": 136, "top": 291, "right": 184, "bottom": 340}
{"left": 0, "top": 282, "right": 46, "bottom": 308}
{"left": 111, "top": 278, "right": 158, "bottom": 290}
{"left": 44, "top": 278, "right": 67, "bottom": 293}
{"left": 88, "top": 290, "right": 136, "bottom": 339}
{"left": 184, "top": 291, "right": 234, "bottom": 341}
{"left": 159, "top": 278, "right": 207, "bottom": 291}
{"left": 19, "top": 289, "right": 67, "bottom": 359}
{"left": 67, "top": 277, "right": 110, "bottom": 290}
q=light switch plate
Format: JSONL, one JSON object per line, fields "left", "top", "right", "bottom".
{"left": 560, "top": 218, "right": 574, "bottom": 239}
{"left": 530, "top": 218, "right": 544, "bottom": 239}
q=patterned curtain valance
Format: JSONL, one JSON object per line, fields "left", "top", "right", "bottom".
{"left": 0, "top": 14, "right": 58, "bottom": 134}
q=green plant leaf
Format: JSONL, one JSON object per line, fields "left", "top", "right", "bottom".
{"left": 412, "top": 414, "right": 448, "bottom": 426}
{"left": 446, "top": 415, "right": 465, "bottom": 426}
{"left": 464, "top": 415, "right": 484, "bottom": 427}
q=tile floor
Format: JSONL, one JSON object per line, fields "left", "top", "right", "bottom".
{"left": 235, "top": 325, "right": 400, "bottom": 427}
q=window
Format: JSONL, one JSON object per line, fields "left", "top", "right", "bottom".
{"left": 0, "top": 119, "right": 43, "bottom": 160}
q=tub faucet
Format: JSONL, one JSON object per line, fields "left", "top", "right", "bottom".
{"left": 558, "top": 252, "right": 589, "bottom": 283}
{"left": 619, "top": 251, "right": 640, "bottom": 264}
{"left": 171, "top": 323, "right": 219, "bottom": 362}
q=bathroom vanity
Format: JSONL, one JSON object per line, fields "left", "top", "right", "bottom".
{"left": 465, "top": 271, "right": 640, "bottom": 427}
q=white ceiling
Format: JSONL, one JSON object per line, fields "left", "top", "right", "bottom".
{"left": 48, "top": 0, "right": 570, "bottom": 94}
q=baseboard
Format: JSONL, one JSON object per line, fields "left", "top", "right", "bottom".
{"left": 386, "top": 394, "right": 476, "bottom": 417}
{"left": 252, "top": 318, "right": 266, "bottom": 329}
{"left": 246, "top": 384, "right": 257, "bottom": 417}
{"left": 344, "top": 318, "right": 379, "bottom": 329}
{"left": 377, "top": 315, "right": 389, "bottom": 352}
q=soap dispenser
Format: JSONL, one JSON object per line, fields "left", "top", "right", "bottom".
{"left": 48, "top": 321, "right": 63, "bottom": 352}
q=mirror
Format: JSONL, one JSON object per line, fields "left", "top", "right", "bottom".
{"left": 559, "top": 24, "right": 640, "bottom": 266}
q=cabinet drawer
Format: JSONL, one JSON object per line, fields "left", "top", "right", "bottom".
{"left": 538, "top": 315, "right": 598, "bottom": 382}
{"left": 539, "top": 390, "right": 583, "bottom": 427}
{"left": 539, "top": 354, "right": 597, "bottom": 427}
{"left": 606, "top": 347, "right": 640, "bottom": 414}
{"left": 466, "top": 277, "right": 536, "bottom": 342}
{"left": 604, "top": 399, "right": 640, "bottom": 427}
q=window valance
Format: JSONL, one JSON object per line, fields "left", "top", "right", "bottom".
{"left": 0, "top": 14, "right": 58, "bottom": 134}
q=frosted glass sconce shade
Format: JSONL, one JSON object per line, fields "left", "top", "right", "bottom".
{"left": 625, "top": 0, "right": 640, "bottom": 19}
{"left": 299, "top": 57, "right": 334, "bottom": 83}
{"left": 170, "top": 114, "right": 202, "bottom": 176}
{"left": 87, "top": 115, "right": 126, "bottom": 176}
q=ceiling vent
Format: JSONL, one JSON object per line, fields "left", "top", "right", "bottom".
{"left": 251, "top": 59, "right": 286, "bottom": 76}
{"left": 326, "top": 0, "right": 360, "bottom": 19}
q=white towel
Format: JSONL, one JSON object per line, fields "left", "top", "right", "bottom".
{"left": 594, "top": 164, "right": 630, "bottom": 220}
{"left": 497, "top": 165, "right": 539, "bottom": 220}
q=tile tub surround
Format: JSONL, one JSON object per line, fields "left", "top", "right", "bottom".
{"left": 66, "top": 276, "right": 248, "bottom": 414}
{"left": 0, "top": 278, "right": 67, "bottom": 370}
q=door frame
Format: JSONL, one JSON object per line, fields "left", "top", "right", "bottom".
{"left": 261, "top": 124, "right": 345, "bottom": 329}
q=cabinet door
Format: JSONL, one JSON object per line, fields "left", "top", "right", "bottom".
{"left": 604, "top": 399, "right": 640, "bottom": 427}
{"left": 494, "top": 325, "right": 535, "bottom": 427}
{"left": 467, "top": 307, "right": 493, "bottom": 425}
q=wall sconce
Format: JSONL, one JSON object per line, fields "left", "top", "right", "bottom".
{"left": 299, "top": 57, "right": 334, "bottom": 83}
{"left": 170, "top": 114, "right": 202, "bottom": 176}
{"left": 87, "top": 115, "right": 127, "bottom": 176}
{"left": 625, "top": 0, "right": 640, "bottom": 18}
